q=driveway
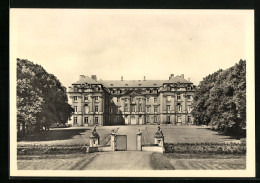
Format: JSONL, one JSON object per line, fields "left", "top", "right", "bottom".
{"left": 83, "top": 151, "right": 153, "bottom": 170}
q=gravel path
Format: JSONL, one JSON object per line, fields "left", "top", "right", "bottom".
{"left": 83, "top": 151, "right": 153, "bottom": 170}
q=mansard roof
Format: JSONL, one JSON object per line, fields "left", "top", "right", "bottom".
{"left": 72, "top": 75, "right": 192, "bottom": 87}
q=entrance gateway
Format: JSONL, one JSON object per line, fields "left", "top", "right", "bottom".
{"left": 115, "top": 135, "right": 127, "bottom": 151}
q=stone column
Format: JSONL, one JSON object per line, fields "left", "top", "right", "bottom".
{"left": 111, "top": 130, "right": 116, "bottom": 151}
{"left": 136, "top": 129, "right": 142, "bottom": 151}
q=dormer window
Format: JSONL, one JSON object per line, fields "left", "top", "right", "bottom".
{"left": 138, "top": 84, "right": 141, "bottom": 86}
{"left": 125, "top": 84, "right": 128, "bottom": 86}
{"left": 110, "top": 84, "right": 113, "bottom": 86}
{"left": 153, "top": 83, "right": 157, "bottom": 86}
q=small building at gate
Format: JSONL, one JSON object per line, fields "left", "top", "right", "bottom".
{"left": 67, "top": 74, "right": 195, "bottom": 126}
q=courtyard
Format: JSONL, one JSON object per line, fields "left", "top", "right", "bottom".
{"left": 18, "top": 125, "right": 240, "bottom": 147}
{"left": 17, "top": 125, "right": 245, "bottom": 170}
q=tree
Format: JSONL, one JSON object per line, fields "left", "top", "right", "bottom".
{"left": 17, "top": 58, "right": 73, "bottom": 136}
{"left": 191, "top": 60, "right": 246, "bottom": 136}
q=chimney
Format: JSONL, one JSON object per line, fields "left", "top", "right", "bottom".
{"left": 181, "top": 74, "right": 184, "bottom": 78}
{"left": 91, "top": 75, "right": 97, "bottom": 81}
{"left": 121, "top": 76, "right": 123, "bottom": 81}
{"left": 144, "top": 76, "right": 146, "bottom": 81}
{"left": 79, "top": 75, "right": 85, "bottom": 80}
{"left": 169, "top": 74, "right": 174, "bottom": 80}
{"left": 188, "top": 78, "right": 190, "bottom": 81}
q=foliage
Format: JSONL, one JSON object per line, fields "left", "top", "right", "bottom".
{"left": 165, "top": 142, "right": 246, "bottom": 155}
{"left": 17, "top": 58, "right": 74, "bottom": 136}
{"left": 191, "top": 60, "right": 246, "bottom": 136}
{"left": 17, "top": 144, "right": 87, "bottom": 155}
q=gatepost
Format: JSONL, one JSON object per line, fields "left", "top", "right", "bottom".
{"left": 154, "top": 126, "right": 164, "bottom": 147}
{"left": 136, "top": 129, "right": 142, "bottom": 151}
{"left": 111, "top": 130, "right": 116, "bottom": 151}
{"left": 89, "top": 126, "right": 100, "bottom": 147}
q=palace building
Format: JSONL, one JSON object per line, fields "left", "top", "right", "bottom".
{"left": 67, "top": 74, "right": 195, "bottom": 126}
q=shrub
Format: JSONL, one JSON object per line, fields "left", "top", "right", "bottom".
{"left": 164, "top": 142, "right": 246, "bottom": 155}
{"left": 17, "top": 144, "right": 87, "bottom": 155}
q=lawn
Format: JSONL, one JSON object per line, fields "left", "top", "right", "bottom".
{"left": 18, "top": 126, "right": 118, "bottom": 146}
{"left": 151, "top": 153, "right": 246, "bottom": 170}
{"left": 143, "top": 125, "right": 241, "bottom": 144}
{"left": 17, "top": 154, "right": 97, "bottom": 170}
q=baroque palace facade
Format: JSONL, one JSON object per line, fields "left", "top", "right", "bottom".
{"left": 67, "top": 74, "right": 195, "bottom": 126}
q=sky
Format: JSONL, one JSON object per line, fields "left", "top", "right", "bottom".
{"left": 10, "top": 9, "right": 254, "bottom": 87}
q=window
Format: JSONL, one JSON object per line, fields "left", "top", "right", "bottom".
{"left": 125, "top": 99, "right": 128, "bottom": 103}
{"left": 95, "top": 117, "right": 99, "bottom": 124}
{"left": 146, "top": 116, "right": 150, "bottom": 123}
{"left": 146, "top": 97, "right": 150, "bottom": 102}
{"left": 74, "top": 106, "right": 77, "bottom": 112}
{"left": 154, "top": 106, "right": 158, "bottom": 113}
{"left": 95, "top": 106, "right": 98, "bottom": 112}
{"left": 117, "top": 108, "right": 120, "bottom": 113}
{"left": 94, "top": 96, "right": 99, "bottom": 101}
{"left": 131, "top": 105, "right": 136, "bottom": 112}
{"left": 167, "top": 96, "right": 171, "bottom": 102}
{"left": 187, "top": 86, "right": 191, "bottom": 90}
{"left": 73, "top": 117, "right": 77, "bottom": 124}
{"left": 84, "top": 117, "right": 88, "bottom": 124}
{"left": 167, "top": 116, "right": 171, "bottom": 123}
{"left": 110, "top": 107, "right": 113, "bottom": 113}
{"left": 84, "top": 96, "right": 88, "bottom": 101}
{"left": 167, "top": 86, "right": 171, "bottom": 91}
{"left": 73, "top": 96, "right": 77, "bottom": 101}
{"left": 167, "top": 105, "right": 170, "bottom": 112}
{"left": 124, "top": 105, "right": 128, "bottom": 112}
{"left": 188, "top": 106, "right": 192, "bottom": 112}
{"left": 138, "top": 105, "right": 142, "bottom": 112}
{"left": 120, "top": 90, "right": 122, "bottom": 94}
{"left": 188, "top": 116, "right": 191, "bottom": 123}
{"left": 113, "top": 90, "right": 116, "bottom": 93}
{"left": 146, "top": 106, "right": 150, "bottom": 113}
{"left": 177, "top": 95, "right": 181, "bottom": 100}
{"left": 187, "top": 95, "right": 192, "bottom": 100}
{"left": 150, "top": 90, "right": 153, "bottom": 93}
{"left": 177, "top": 104, "right": 182, "bottom": 112}
{"left": 154, "top": 97, "right": 157, "bottom": 103}
{"left": 117, "top": 97, "right": 120, "bottom": 102}
{"left": 154, "top": 116, "right": 158, "bottom": 123}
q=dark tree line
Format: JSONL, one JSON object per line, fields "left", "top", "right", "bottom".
{"left": 191, "top": 60, "right": 246, "bottom": 136}
{"left": 17, "top": 58, "right": 74, "bottom": 137}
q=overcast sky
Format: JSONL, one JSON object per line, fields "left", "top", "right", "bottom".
{"left": 10, "top": 9, "right": 253, "bottom": 87}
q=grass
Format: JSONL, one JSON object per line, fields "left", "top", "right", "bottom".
{"left": 144, "top": 125, "right": 241, "bottom": 144}
{"left": 17, "top": 154, "right": 97, "bottom": 170}
{"left": 151, "top": 153, "right": 246, "bottom": 170}
{"left": 150, "top": 153, "right": 175, "bottom": 170}
{"left": 18, "top": 126, "right": 117, "bottom": 146}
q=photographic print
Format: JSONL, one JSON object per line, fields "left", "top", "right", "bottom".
{"left": 9, "top": 9, "right": 255, "bottom": 177}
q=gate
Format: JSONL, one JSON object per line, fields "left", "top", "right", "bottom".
{"left": 116, "top": 135, "right": 127, "bottom": 151}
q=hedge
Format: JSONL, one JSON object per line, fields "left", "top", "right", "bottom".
{"left": 17, "top": 144, "right": 87, "bottom": 155}
{"left": 164, "top": 142, "right": 246, "bottom": 155}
